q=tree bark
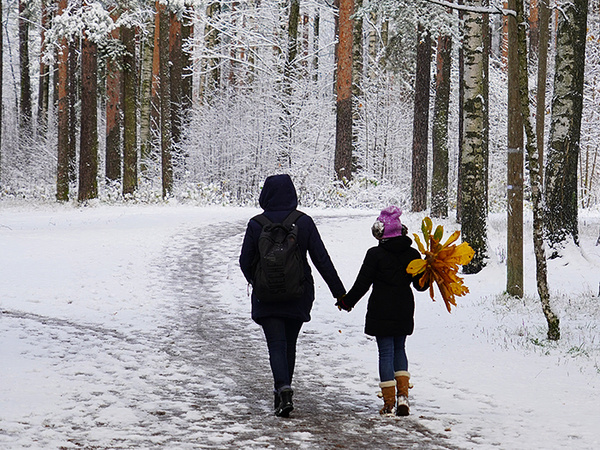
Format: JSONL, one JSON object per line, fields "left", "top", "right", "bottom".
{"left": 515, "top": 0, "right": 560, "bottom": 340}
{"left": 105, "top": 23, "right": 122, "bottom": 183}
{"left": 544, "top": 0, "right": 588, "bottom": 251}
{"left": 507, "top": 0, "right": 524, "bottom": 297}
{"left": 139, "top": 3, "right": 155, "bottom": 177}
{"left": 335, "top": 0, "right": 354, "bottom": 182}
{"left": 431, "top": 34, "right": 452, "bottom": 219}
{"left": 68, "top": 40, "right": 78, "bottom": 183}
{"left": 19, "top": 0, "right": 32, "bottom": 137}
{"left": 37, "top": 0, "right": 50, "bottom": 137}
{"left": 78, "top": 34, "right": 99, "bottom": 202}
{"left": 461, "top": 0, "right": 487, "bottom": 274}
{"left": 535, "top": 0, "right": 550, "bottom": 185}
{"left": 0, "top": 0, "right": 3, "bottom": 182}
{"left": 159, "top": 2, "right": 173, "bottom": 198}
{"left": 411, "top": 24, "right": 431, "bottom": 212}
{"left": 170, "top": 12, "right": 183, "bottom": 149}
{"left": 56, "top": 0, "right": 70, "bottom": 202}
{"left": 181, "top": 9, "right": 193, "bottom": 112}
{"left": 122, "top": 23, "right": 137, "bottom": 195}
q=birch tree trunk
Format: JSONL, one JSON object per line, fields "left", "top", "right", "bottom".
{"left": 0, "top": 0, "right": 3, "bottom": 182}
{"left": 122, "top": 22, "right": 137, "bottom": 195}
{"left": 461, "top": 0, "right": 487, "bottom": 274}
{"left": 411, "top": 24, "right": 431, "bottom": 212}
{"left": 139, "top": 3, "right": 155, "bottom": 176}
{"left": 78, "top": 33, "right": 99, "bottom": 202}
{"left": 536, "top": 0, "right": 550, "bottom": 183}
{"left": 335, "top": 0, "right": 353, "bottom": 182}
{"left": 507, "top": 0, "right": 524, "bottom": 297}
{"left": 544, "top": 0, "right": 588, "bottom": 252}
{"left": 56, "top": 0, "right": 70, "bottom": 202}
{"left": 515, "top": 0, "right": 560, "bottom": 340}
{"left": 431, "top": 34, "right": 452, "bottom": 219}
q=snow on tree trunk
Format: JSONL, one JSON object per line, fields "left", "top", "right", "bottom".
{"left": 507, "top": 0, "right": 524, "bottom": 298}
{"left": 515, "top": 0, "right": 560, "bottom": 340}
{"left": 544, "top": 0, "right": 588, "bottom": 252}
{"left": 460, "top": 1, "right": 487, "bottom": 274}
{"left": 411, "top": 24, "right": 431, "bottom": 212}
{"left": 335, "top": 0, "right": 353, "bottom": 182}
{"left": 535, "top": 0, "right": 550, "bottom": 183}
{"left": 431, "top": 34, "right": 452, "bottom": 219}
{"left": 78, "top": 35, "right": 99, "bottom": 202}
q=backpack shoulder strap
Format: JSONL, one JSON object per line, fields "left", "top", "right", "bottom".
{"left": 251, "top": 214, "right": 271, "bottom": 228}
{"left": 283, "top": 210, "right": 305, "bottom": 227}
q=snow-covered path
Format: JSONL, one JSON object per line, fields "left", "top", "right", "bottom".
{"left": 2, "top": 205, "right": 600, "bottom": 449}
{"left": 1, "top": 206, "right": 457, "bottom": 449}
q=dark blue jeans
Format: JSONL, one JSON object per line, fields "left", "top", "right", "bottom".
{"left": 261, "top": 317, "right": 303, "bottom": 391}
{"left": 375, "top": 335, "right": 408, "bottom": 382}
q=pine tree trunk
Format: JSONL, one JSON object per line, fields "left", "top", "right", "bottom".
{"left": 544, "top": 0, "right": 588, "bottom": 251}
{"left": 19, "top": 0, "right": 32, "bottom": 137}
{"left": 169, "top": 13, "right": 183, "bottom": 149}
{"left": 37, "top": 0, "right": 50, "bottom": 137}
{"left": 105, "top": 24, "right": 122, "bottom": 183}
{"left": 461, "top": 1, "right": 487, "bottom": 274}
{"left": 68, "top": 40, "right": 79, "bottom": 183}
{"left": 431, "top": 34, "right": 452, "bottom": 219}
{"left": 411, "top": 24, "right": 431, "bottom": 212}
{"left": 515, "top": 0, "right": 560, "bottom": 340}
{"left": 122, "top": 23, "right": 137, "bottom": 195}
{"left": 507, "top": 0, "right": 524, "bottom": 297}
{"left": 159, "top": 2, "right": 172, "bottom": 198}
{"left": 335, "top": 0, "right": 354, "bottom": 182}
{"left": 56, "top": 0, "right": 69, "bottom": 202}
{"left": 78, "top": 35, "right": 99, "bottom": 202}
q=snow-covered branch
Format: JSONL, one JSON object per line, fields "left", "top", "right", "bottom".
{"left": 426, "top": 0, "right": 516, "bottom": 17}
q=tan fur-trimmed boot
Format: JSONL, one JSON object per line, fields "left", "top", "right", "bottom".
{"left": 379, "top": 380, "right": 396, "bottom": 415}
{"left": 395, "top": 371, "right": 410, "bottom": 416}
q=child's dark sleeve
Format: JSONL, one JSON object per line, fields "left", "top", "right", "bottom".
{"left": 342, "top": 248, "right": 377, "bottom": 309}
{"left": 408, "top": 248, "right": 429, "bottom": 291}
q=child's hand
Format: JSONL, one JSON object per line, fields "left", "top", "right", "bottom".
{"left": 335, "top": 295, "right": 352, "bottom": 312}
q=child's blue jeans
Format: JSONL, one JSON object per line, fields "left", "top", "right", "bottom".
{"left": 376, "top": 335, "right": 408, "bottom": 382}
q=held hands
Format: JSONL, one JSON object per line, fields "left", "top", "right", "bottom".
{"left": 335, "top": 295, "right": 352, "bottom": 312}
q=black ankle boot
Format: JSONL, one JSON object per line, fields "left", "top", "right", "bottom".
{"left": 274, "top": 391, "right": 280, "bottom": 410}
{"left": 275, "top": 388, "right": 294, "bottom": 417}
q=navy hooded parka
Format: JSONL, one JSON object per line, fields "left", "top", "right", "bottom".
{"left": 239, "top": 175, "right": 346, "bottom": 324}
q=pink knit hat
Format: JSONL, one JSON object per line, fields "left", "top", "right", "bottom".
{"left": 372, "top": 206, "right": 403, "bottom": 240}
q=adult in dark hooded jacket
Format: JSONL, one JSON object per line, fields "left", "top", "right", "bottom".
{"left": 239, "top": 174, "right": 346, "bottom": 417}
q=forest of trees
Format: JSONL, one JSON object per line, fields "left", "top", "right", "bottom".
{"left": 1, "top": 1, "right": 599, "bottom": 335}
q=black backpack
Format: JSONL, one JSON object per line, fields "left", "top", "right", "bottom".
{"left": 251, "top": 210, "right": 305, "bottom": 302}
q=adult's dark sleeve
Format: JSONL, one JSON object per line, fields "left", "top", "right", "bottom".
{"left": 239, "top": 221, "right": 258, "bottom": 284}
{"left": 343, "top": 248, "right": 377, "bottom": 309}
{"left": 305, "top": 216, "right": 346, "bottom": 298}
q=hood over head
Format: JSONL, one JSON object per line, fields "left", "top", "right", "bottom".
{"left": 259, "top": 174, "right": 298, "bottom": 211}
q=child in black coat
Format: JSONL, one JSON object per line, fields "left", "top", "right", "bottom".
{"left": 337, "top": 206, "right": 427, "bottom": 416}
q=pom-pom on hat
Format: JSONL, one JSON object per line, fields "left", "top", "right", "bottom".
{"left": 372, "top": 206, "right": 403, "bottom": 240}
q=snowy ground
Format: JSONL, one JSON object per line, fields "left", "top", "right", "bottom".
{"left": 1, "top": 202, "right": 599, "bottom": 449}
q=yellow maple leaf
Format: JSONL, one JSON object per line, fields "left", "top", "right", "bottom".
{"left": 407, "top": 217, "right": 475, "bottom": 312}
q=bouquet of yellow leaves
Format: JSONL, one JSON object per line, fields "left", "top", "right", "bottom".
{"left": 406, "top": 217, "right": 475, "bottom": 312}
